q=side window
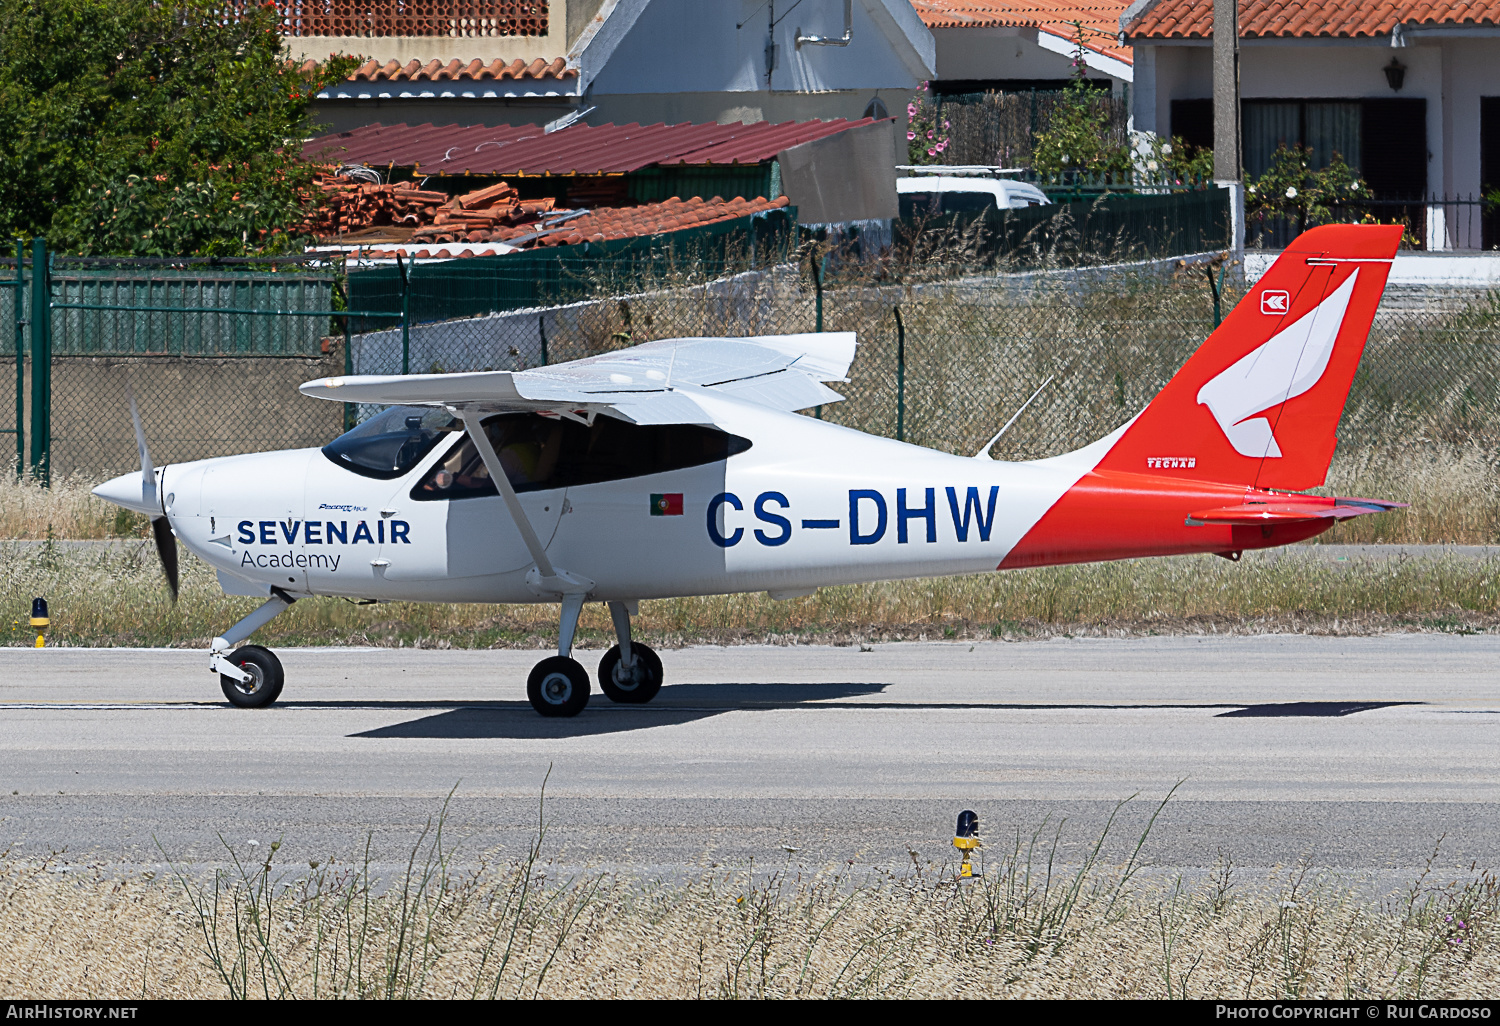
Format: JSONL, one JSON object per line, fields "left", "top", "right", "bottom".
{"left": 412, "top": 413, "right": 752, "bottom": 500}
{"left": 939, "top": 191, "right": 996, "bottom": 214}
{"left": 898, "top": 192, "right": 941, "bottom": 219}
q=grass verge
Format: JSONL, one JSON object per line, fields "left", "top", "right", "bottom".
{"left": 3, "top": 540, "right": 1498, "bottom": 649}
{"left": 1, "top": 788, "right": 1495, "bottom": 999}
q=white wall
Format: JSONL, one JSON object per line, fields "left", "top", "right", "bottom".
{"left": 931, "top": 26, "right": 1130, "bottom": 91}
{"left": 587, "top": 0, "right": 925, "bottom": 95}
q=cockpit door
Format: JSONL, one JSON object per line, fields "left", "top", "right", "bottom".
{"left": 376, "top": 429, "right": 566, "bottom": 581}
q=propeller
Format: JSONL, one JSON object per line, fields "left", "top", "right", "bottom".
{"left": 128, "top": 387, "right": 179, "bottom": 602}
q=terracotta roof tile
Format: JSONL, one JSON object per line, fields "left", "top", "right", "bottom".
{"left": 910, "top": 0, "right": 1133, "bottom": 62}
{"left": 1126, "top": 0, "right": 1500, "bottom": 39}
{"left": 533, "top": 195, "right": 792, "bottom": 247}
{"left": 300, "top": 57, "right": 575, "bottom": 83}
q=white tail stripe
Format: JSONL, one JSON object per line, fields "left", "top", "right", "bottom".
{"left": 1195, "top": 270, "right": 1359, "bottom": 459}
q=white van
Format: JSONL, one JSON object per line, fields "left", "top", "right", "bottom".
{"left": 896, "top": 171, "right": 1051, "bottom": 218}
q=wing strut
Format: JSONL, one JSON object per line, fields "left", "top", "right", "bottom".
{"left": 455, "top": 409, "right": 593, "bottom": 604}
{"left": 458, "top": 409, "right": 555, "bottom": 578}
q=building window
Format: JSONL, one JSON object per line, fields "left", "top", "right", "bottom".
{"left": 1170, "top": 97, "right": 1426, "bottom": 199}
{"left": 270, "top": 1, "right": 548, "bottom": 38}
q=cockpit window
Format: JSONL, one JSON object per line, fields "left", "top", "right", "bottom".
{"left": 412, "top": 412, "right": 752, "bottom": 500}
{"left": 322, "top": 406, "right": 458, "bottom": 479}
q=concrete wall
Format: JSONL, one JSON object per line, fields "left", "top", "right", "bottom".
{"left": 285, "top": 0, "right": 575, "bottom": 64}
{"left": 585, "top": 88, "right": 913, "bottom": 128}
{"left": 41, "top": 356, "right": 345, "bottom": 479}
{"left": 310, "top": 97, "right": 577, "bottom": 134}
{"left": 587, "top": 0, "right": 925, "bottom": 96}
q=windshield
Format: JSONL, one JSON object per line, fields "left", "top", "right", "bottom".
{"left": 322, "top": 406, "right": 458, "bottom": 479}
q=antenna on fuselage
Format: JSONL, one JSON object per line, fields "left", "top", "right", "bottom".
{"left": 974, "top": 375, "right": 1054, "bottom": 460}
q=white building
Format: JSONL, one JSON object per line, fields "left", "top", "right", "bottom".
{"left": 912, "top": 0, "right": 1134, "bottom": 99}
{"left": 1123, "top": 0, "right": 1500, "bottom": 250}
{"left": 293, "top": 0, "right": 935, "bottom": 139}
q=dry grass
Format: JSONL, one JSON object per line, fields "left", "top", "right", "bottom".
{"left": 2, "top": 441, "right": 1498, "bottom": 648}
{"left": 2, "top": 794, "right": 1496, "bottom": 1000}
{"left": 2, "top": 535, "right": 1497, "bottom": 650}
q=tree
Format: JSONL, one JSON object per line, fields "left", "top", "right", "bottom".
{"left": 1029, "top": 24, "right": 1131, "bottom": 181}
{"left": 1245, "top": 145, "right": 1371, "bottom": 234}
{"left": 0, "top": 0, "right": 356, "bottom": 255}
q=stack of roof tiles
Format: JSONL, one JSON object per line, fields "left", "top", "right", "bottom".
{"left": 298, "top": 177, "right": 451, "bottom": 236}
{"left": 350, "top": 194, "right": 791, "bottom": 260}
{"left": 533, "top": 195, "right": 791, "bottom": 248}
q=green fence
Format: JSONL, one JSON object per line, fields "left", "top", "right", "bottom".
{"left": 10, "top": 244, "right": 401, "bottom": 480}
{"left": 51, "top": 269, "right": 334, "bottom": 356}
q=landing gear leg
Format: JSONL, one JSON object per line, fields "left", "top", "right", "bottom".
{"left": 598, "top": 600, "right": 663, "bottom": 704}
{"left": 526, "top": 592, "right": 591, "bottom": 717}
{"left": 211, "top": 589, "right": 296, "bottom": 708}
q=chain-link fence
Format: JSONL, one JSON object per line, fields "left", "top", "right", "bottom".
{"left": 9, "top": 251, "right": 407, "bottom": 479}
{"left": 14, "top": 229, "right": 1500, "bottom": 482}
{"left": 344, "top": 265, "right": 1500, "bottom": 462}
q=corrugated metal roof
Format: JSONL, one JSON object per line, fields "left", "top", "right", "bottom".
{"left": 302, "top": 118, "right": 883, "bottom": 175}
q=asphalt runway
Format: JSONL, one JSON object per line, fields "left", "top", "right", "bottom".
{"left": 1, "top": 636, "right": 1497, "bottom": 877}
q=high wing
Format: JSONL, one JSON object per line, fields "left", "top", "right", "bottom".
{"left": 299, "top": 332, "right": 857, "bottom": 424}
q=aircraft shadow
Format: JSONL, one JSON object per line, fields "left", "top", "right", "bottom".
{"left": 1215, "top": 701, "right": 1420, "bottom": 718}
{"left": 346, "top": 691, "right": 1422, "bottom": 739}
{"left": 350, "top": 682, "right": 890, "bottom": 739}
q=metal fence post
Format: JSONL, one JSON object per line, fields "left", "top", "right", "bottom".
{"left": 812, "top": 252, "right": 825, "bottom": 420}
{"left": 894, "top": 305, "right": 906, "bottom": 442}
{"left": 342, "top": 314, "right": 355, "bottom": 432}
{"left": 28, "top": 237, "right": 49, "bottom": 484}
{"left": 12, "top": 239, "right": 23, "bottom": 476}
{"left": 397, "top": 254, "right": 411, "bottom": 375}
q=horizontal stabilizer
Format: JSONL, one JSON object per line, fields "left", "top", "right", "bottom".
{"left": 1186, "top": 496, "right": 1406, "bottom": 527}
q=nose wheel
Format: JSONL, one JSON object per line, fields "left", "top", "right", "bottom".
{"left": 219, "top": 645, "right": 284, "bottom": 708}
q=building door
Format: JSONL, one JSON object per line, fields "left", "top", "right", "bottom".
{"left": 1483, "top": 98, "right": 1500, "bottom": 250}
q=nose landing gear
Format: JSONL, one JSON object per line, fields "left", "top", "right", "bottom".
{"left": 209, "top": 588, "right": 297, "bottom": 709}
{"left": 220, "top": 645, "right": 284, "bottom": 708}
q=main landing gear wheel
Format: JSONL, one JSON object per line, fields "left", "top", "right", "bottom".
{"left": 597, "top": 643, "right": 663, "bottom": 704}
{"left": 220, "top": 645, "right": 284, "bottom": 708}
{"left": 527, "top": 656, "right": 591, "bottom": 717}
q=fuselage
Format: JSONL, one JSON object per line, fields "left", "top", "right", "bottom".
{"left": 143, "top": 389, "right": 1329, "bottom": 605}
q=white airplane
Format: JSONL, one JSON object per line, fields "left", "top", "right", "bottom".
{"left": 95, "top": 224, "right": 1405, "bottom": 716}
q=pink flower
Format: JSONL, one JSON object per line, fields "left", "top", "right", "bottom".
{"left": 927, "top": 130, "right": 934, "bottom": 140}
{"left": 908, "top": 103, "right": 917, "bottom": 116}
{"left": 907, "top": 131, "right": 916, "bottom": 140}
{"left": 927, "top": 147, "right": 936, "bottom": 156}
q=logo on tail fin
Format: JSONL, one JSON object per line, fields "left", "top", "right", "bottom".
{"left": 1196, "top": 271, "right": 1359, "bottom": 459}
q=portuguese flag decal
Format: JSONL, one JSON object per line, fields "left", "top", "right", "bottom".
{"left": 650, "top": 493, "right": 684, "bottom": 516}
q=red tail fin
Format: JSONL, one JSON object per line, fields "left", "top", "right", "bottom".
{"left": 1093, "top": 224, "right": 1401, "bottom": 491}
